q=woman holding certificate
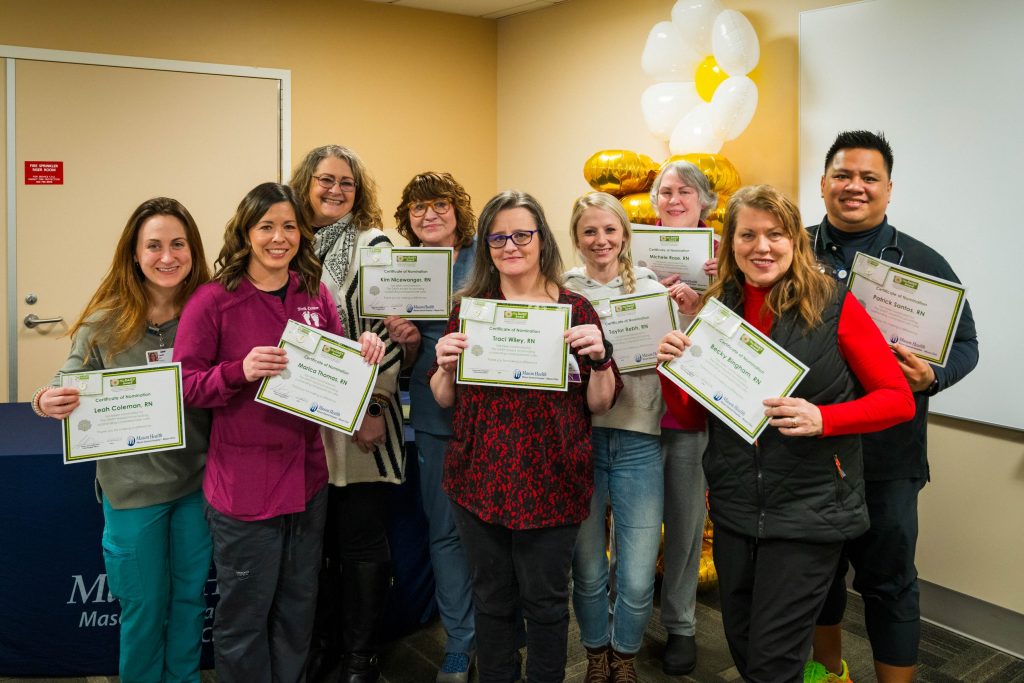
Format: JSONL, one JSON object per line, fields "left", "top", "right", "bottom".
{"left": 33, "top": 197, "right": 212, "bottom": 682}
{"left": 175, "top": 182, "right": 384, "bottom": 682}
{"left": 386, "top": 172, "right": 478, "bottom": 683}
{"left": 289, "top": 144, "right": 402, "bottom": 683}
{"left": 656, "top": 185, "right": 914, "bottom": 682}
{"left": 430, "top": 190, "right": 622, "bottom": 683}
{"left": 651, "top": 159, "right": 718, "bottom": 675}
{"left": 562, "top": 192, "right": 666, "bottom": 681}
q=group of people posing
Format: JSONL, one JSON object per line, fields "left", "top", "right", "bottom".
{"left": 32, "top": 129, "right": 977, "bottom": 683}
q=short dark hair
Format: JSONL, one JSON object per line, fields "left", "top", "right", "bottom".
{"left": 824, "top": 130, "right": 894, "bottom": 177}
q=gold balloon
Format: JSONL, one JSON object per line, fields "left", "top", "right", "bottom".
{"left": 583, "top": 150, "right": 659, "bottom": 197}
{"left": 695, "top": 55, "right": 728, "bottom": 102}
{"left": 620, "top": 192, "right": 657, "bottom": 225}
{"left": 706, "top": 195, "right": 728, "bottom": 234}
{"left": 662, "top": 153, "right": 742, "bottom": 197}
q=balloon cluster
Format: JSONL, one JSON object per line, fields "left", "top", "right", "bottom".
{"left": 640, "top": 0, "right": 760, "bottom": 155}
{"left": 583, "top": 149, "right": 741, "bottom": 232}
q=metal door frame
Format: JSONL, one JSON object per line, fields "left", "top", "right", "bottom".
{"left": 2, "top": 45, "right": 291, "bottom": 401}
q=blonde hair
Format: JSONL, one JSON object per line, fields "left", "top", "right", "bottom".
{"left": 704, "top": 185, "right": 835, "bottom": 328}
{"left": 569, "top": 192, "right": 637, "bottom": 293}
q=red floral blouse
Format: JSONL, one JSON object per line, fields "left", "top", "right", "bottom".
{"left": 429, "top": 288, "right": 623, "bottom": 530}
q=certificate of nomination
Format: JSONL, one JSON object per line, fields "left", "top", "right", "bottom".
{"left": 358, "top": 246, "right": 453, "bottom": 319}
{"left": 457, "top": 298, "right": 572, "bottom": 391}
{"left": 62, "top": 363, "right": 186, "bottom": 464}
{"left": 256, "top": 320, "right": 379, "bottom": 433}
{"left": 659, "top": 298, "right": 808, "bottom": 444}
{"left": 592, "top": 291, "right": 678, "bottom": 373}
{"left": 631, "top": 226, "right": 714, "bottom": 291}
{"left": 847, "top": 252, "right": 967, "bottom": 367}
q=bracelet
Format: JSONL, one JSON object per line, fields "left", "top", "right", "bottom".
{"left": 31, "top": 386, "right": 49, "bottom": 418}
{"left": 581, "top": 339, "right": 615, "bottom": 369}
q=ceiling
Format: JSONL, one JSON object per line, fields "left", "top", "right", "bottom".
{"left": 361, "top": 0, "right": 569, "bottom": 19}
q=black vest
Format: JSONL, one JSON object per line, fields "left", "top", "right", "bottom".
{"left": 704, "top": 284, "right": 869, "bottom": 542}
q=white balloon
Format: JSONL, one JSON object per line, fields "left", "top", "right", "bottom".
{"left": 669, "top": 103, "right": 725, "bottom": 155}
{"left": 671, "top": 0, "right": 725, "bottom": 56}
{"left": 641, "top": 21, "right": 702, "bottom": 82}
{"left": 711, "top": 76, "right": 758, "bottom": 141}
{"left": 641, "top": 82, "right": 702, "bottom": 141}
{"left": 712, "top": 10, "right": 760, "bottom": 76}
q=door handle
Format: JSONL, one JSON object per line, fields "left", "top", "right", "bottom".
{"left": 24, "top": 314, "right": 64, "bottom": 328}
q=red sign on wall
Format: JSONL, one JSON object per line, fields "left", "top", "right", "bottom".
{"left": 25, "top": 161, "right": 64, "bottom": 185}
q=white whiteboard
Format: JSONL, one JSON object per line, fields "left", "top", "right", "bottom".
{"left": 799, "top": 0, "right": 1023, "bottom": 430}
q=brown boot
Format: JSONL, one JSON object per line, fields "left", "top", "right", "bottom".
{"left": 584, "top": 645, "right": 610, "bottom": 683}
{"left": 610, "top": 649, "right": 638, "bottom": 683}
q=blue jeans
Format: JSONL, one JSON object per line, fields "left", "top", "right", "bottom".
{"left": 101, "top": 489, "right": 211, "bottom": 683}
{"left": 416, "top": 431, "right": 475, "bottom": 654}
{"left": 572, "top": 427, "right": 663, "bottom": 653}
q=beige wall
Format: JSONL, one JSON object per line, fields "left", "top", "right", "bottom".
{"left": 497, "top": 0, "right": 1024, "bottom": 615}
{"left": 0, "top": 0, "right": 498, "bottom": 228}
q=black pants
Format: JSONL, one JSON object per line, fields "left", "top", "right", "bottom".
{"left": 323, "top": 482, "right": 391, "bottom": 565}
{"left": 205, "top": 487, "right": 327, "bottom": 683}
{"left": 714, "top": 525, "right": 842, "bottom": 683}
{"left": 817, "top": 477, "right": 925, "bottom": 666}
{"left": 454, "top": 504, "right": 579, "bottom": 683}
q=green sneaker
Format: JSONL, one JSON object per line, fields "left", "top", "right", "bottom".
{"left": 803, "top": 659, "right": 853, "bottom": 683}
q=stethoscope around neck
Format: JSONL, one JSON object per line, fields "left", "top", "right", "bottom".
{"left": 813, "top": 220, "right": 904, "bottom": 281}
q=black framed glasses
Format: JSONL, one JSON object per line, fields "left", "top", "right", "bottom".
{"left": 408, "top": 198, "right": 452, "bottom": 218}
{"left": 486, "top": 230, "right": 537, "bottom": 249}
{"left": 312, "top": 175, "right": 357, "bottom": 192}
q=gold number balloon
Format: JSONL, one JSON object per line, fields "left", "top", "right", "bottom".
{"left": 620, "top": 192, "right": 658, "bottom": 225}
{"left": 663, "top": 153, "right": 742, "bottom": 197}
{"left": 583, "top": 150, "right": 659, "bottom": 197}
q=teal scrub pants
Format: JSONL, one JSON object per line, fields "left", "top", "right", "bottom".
{"left": 101, "top": 489, "right": 212, "bottom": 683}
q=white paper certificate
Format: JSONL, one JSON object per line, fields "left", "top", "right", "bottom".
{"left": 659, "top": 298, "right": 808, "bottom": 444}
{"left": 255, "top": 320, "right": 379, "bottom": 433}
{"left": 358, "top": 246, "right": 453, "bottom": 319}
{"left": 62, "top": 363, "right": 186, "bottom": 464}
{"left": 631, "top": 226, "right": 714, "bottom": 291}
{"left": 457, "top": 298, "right": 572, "bottom": 391}
{"left": 592, "top": 291, "right": 678, "bottom": 373}
{"left": 846, "top": 252, "right": 966, "bottom": 367}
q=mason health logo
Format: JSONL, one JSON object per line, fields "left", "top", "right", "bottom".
{"left": 407, "top": 304, "right": 415, "bottom": 313}
{"left": 126, "top": 436, "right": 136, "bottom": 447}
{"left": 310, "top": 402, "right": 319, "bottom": 413}
{"left": 634, "top": 353, "right": 643, "bottom": 363}
{"left": 890, "top": 334, "right": 900, "bottom": 344}
{"left": 713, "top": 391, "right": 724, "bottom": 401}
{"left": 513, "top": 370, "right": 523, "bottom": 380}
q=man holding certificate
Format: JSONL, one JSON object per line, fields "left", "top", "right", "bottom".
{"left": 429, "top": 191, "right": 621, "bottom": 683}
{"left": 657, "top": 185, "right": 914, "bottom": 682}
{"left": 807, "top": 132, "right": 979, "bottom": 683}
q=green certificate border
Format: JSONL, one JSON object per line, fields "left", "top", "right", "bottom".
{"left": 604, "top": 291, "right": 678, "bottom": 372}
{"left": 358, "top": 247, "right": 453, "bottom": 320}
{"left": 62, "top": 364, "right": 185, "bottom": 463}
{"left": 255, "top": 325, "right": 376, "bottom": 434}
{"left": 848, "top": 253, "right": 966, "bottom": 366}
{"left": 630, "top": 226, "right": 715, "bottom": 289}
{"left": 457, "top": 300, "right": 571, "bottom": 390}
{"left": 659, "top": 317, "right": 807, "bottom": 443}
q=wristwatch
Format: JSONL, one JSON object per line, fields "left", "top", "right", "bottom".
{"left": 366, "top": 394, "right": 387, "bottom": 418}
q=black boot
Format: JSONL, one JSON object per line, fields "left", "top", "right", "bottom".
{"left": 306, "top": 561, "right": 343, "bottom": 683}
{"left": 339, "top": 560, "right": 392, "bottom": 683}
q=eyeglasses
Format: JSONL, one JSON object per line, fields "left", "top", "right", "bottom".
{"left": 408, "top": 198, "right": 452, "bottom": 218}
{"left": 312, "top": 175, "right": 357, "bottom": 192}
{"left": 486, "top": 230, "right": 537, "bottom": 249}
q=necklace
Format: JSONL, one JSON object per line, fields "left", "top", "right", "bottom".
{"left": 147, "top": 320, "right": 168, "bottom": 349}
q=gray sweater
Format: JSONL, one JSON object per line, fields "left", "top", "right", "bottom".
{"left": 563, "top": 266, "right": 666, "bottom": 436}
{"left": 54, "top": 320, "right": 209, "bottom": 509}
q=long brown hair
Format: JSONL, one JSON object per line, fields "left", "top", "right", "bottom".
{"left": 290, "top": 144, "right": 383, "bottom": 230}
{"left": 704, "top": 185, "right": 835, "bottom": 328}
{"left": 459, "top": 190, "right": 564, "bottom": 300}
{"left": 214, "top": 182, "right": 322, "bottom": 296}
{"left": 393, "top": 171, "right": 476, "bottom": 248}
{"left": 569, "top": 192, "right": 637, "bottom": 293}
{"left": 69, "top": 197, "right": 210, "bottom": 362}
